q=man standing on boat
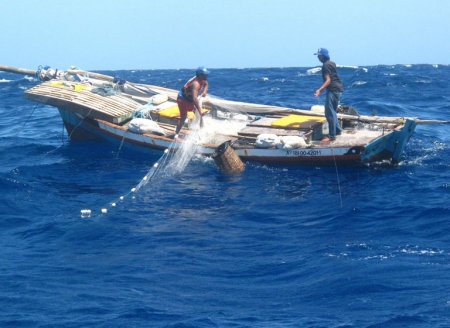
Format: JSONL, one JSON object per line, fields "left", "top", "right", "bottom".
{"left": 174, "top": 67, "right": 209, "bottom": 136}
{"left": 314, "top": 48, "right": 344, "bottom": 142}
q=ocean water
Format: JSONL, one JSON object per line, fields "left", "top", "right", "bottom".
{"left": 0, "top": 65, "right": 449, "bottom": 327}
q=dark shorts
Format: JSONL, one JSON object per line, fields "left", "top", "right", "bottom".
{"left": 177, "top": 96, "right": 195, "bottom": 117}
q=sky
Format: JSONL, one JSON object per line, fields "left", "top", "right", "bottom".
{"left": 1, "top": 0, "right": 448, "bottom": 70}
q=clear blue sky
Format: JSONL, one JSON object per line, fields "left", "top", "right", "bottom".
{"left": 1, "top": 0, "right": 448, "bottom": 70}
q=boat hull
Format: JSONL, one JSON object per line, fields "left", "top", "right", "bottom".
{"left": 361, "top": 119, "right": 416, "bottom": 163}
{"left": 57, "top": 108, "right": 415, "bottom": 165}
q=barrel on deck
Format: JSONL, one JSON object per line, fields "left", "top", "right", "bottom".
{"left": 212, "top": 141, "right": 245, "bottom": 174}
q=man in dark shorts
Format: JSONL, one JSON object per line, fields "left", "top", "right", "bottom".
{"left": 314, "top": 48, "right": 344, "bottom": 142}
{"left": 174, "top": 67, "right": 209, "bottom": 136}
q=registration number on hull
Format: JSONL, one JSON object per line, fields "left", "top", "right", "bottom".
{"left": 286, "top": 149, "right": 322, "bottom": 156}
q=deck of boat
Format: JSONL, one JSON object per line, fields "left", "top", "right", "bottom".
{"left": 232, "top": 115, "right": 387, "bottom": 148}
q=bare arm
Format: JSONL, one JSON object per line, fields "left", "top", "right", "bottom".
{"left": 315, "top": 75, "right": 331, "bottom": 97}
{"left": 191, "top": 82, "right": 202, "bottom": 114}
{"left": 191, "top": 81, "right": 204, "bottom": 127}
{"left": 202, "top": 81, "right": 209, "bottom": 97}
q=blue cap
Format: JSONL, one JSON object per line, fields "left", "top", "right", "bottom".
{"left": 196, "top": 67, "right": 209, "bottom": 76}
{"left": 314, "top": 48, "right": 330, "bottom": 59}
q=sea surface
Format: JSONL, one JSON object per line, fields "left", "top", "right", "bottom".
{"left": 0, "top": 64, "right": 449, "bottom": 327}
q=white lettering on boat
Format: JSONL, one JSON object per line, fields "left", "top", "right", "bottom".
{"left": 286, "top": 149, "right": 322, "bottom": 156}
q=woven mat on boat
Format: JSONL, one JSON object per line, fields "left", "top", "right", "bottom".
{"left": 25, "top": 81, "right": 142, "bottom": 124}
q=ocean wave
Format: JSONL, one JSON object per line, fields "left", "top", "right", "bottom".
{"left": 338, "top": 65, "right": 369, "bottom": 73}
{"left": 23, "top": 76, "right": 35, "bottom": 81}
{"left": 0, "top": 78, "right": 12, "bottom": 83}
{"left": 338, "top": 65, "right": 359, "bottom": 69}
{"left": 398, "top": 245, "right": 446, "bottom": 256}
{"left": 307, "top": 65, "right": 369, "bottom": 75}
{"left": 414, "top": 79, "right": 432, "bottom": 84}
{"left": 327, "top": 242, "right": 448, "bottom": 262}
{"left": 351, "top": 81, "right": 367, "bottom": 87}
{"left": 306, "top": 67, "right": 321, "bottom": 75}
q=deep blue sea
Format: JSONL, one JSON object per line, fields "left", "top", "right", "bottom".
{"left": 0, "top": 64, "right": 449, "bottom": 327}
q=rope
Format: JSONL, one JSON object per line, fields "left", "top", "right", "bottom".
{"left": 44, "top": 108, "right": 94, "bottom": 156}
{"left": 67, "top": 108, "right": 93, "bottom": 140}
{"left": 14, "top": 104, "right": 38, "bottom": 146}
{"left": 115, "top": 131, "right": 128, "bottom": 159}
{"left": 61, "top": 119, "right": 65, "bottom": 144}
{"left": 20, "top": 104, "right": 37, "bottom": 131}
{"left": 331, "top": 148, "right": 343, "bottom": 208}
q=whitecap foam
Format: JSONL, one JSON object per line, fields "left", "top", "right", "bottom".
{"left": 352, "top": 81, "right": 367, "bottom": 87}
{"left": 338, "top": 65, "right": 359, "bottom": 69}
{"left": 398, "top": 246, "right": 444, "bottom": 256}
{"left": 415, "top": 79, "right": 431, "bottom": 84}
{"left": 336, "top": 65, "right": 369, "bottom": 73}
{"left": 0, "top": 78, "right": 12, "bottom": 83}
{"left": 306, "top": 67, "right": 321, "bottom": 75}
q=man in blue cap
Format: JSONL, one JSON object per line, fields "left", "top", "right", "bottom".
{"left": 314, "top": 48, "right": 344, "bottom": 142}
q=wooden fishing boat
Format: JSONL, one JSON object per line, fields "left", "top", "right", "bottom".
{"left": 2, "top": 64, "right": 440, "bottom": 166}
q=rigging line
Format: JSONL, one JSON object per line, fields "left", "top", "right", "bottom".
{"left": 331, "top": 148, "right": 343, "bottom": 208}
{"left": 61, "top": 119, "right": 65, "bottom": 144}
{"left": 45, "top": 108, "right": 94, "bottom": 156}
{"left": 67, "top": 108, "right": 94, "bottom": 140}
{"left": 17, "top": 104, "right": 67, "bottom": 157}
{"left": 115, "top": 131, "right": 128, "bottom": 159}
{"left": 21, "top": 104, "right": 38, "bottom": 130}
{"left": 15, "top": 104, "right": 38, "bottom": 142}
{"left": 44, "top": 143, "right": 64, "bottom": 155}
